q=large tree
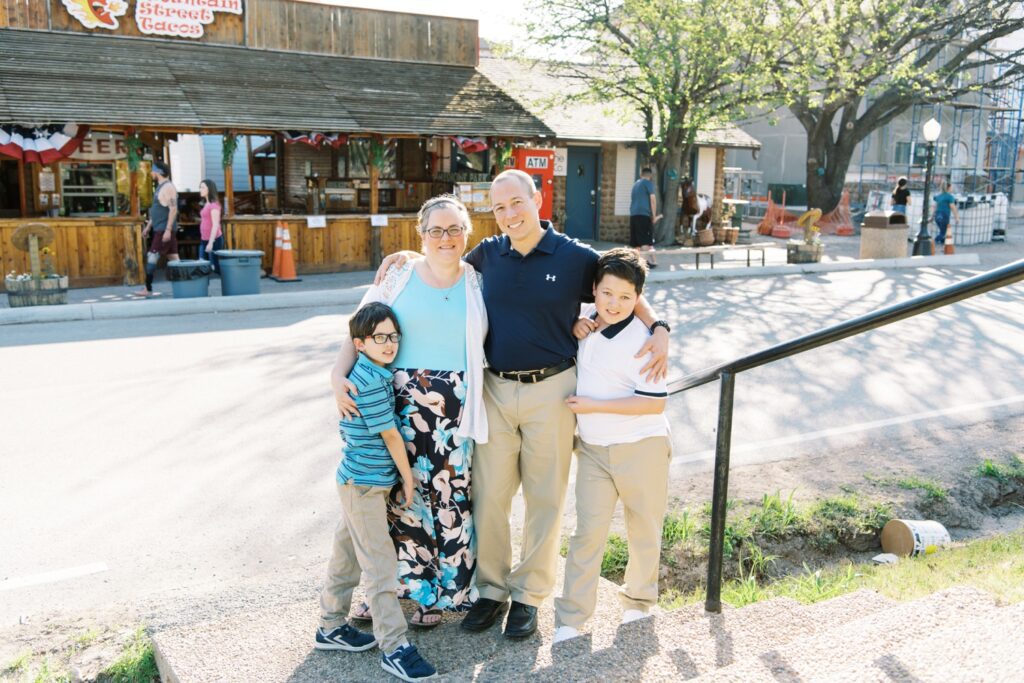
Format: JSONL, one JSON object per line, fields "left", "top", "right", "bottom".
{"left": 773, "top": 0, "right": 1024, "bottom": 212}
{"left": 526, "top": 0, "right": 780, "bottom": 244}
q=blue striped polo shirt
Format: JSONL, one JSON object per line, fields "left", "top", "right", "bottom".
{"left": 336, "top": 353, "right": 399, "bottom": 487}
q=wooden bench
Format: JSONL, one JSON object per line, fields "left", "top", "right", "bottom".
{"left": 674, "top": 242, "right": 775, "bottom": 269}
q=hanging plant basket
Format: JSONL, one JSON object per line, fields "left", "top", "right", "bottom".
{"left": 5, "top": 275, "right": 69, "bottom": 307}
{"left": 787, "top": 242, "right": 825, "bottom": 264}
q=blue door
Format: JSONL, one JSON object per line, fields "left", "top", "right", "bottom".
{"left": 565, "top": 147, "right": 599, "bottom": 239}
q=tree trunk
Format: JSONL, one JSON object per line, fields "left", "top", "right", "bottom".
{"left": 804, "top": 126, "right": 858, "bottom": 214}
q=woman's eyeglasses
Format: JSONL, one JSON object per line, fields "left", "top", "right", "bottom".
{"left": 422, "top": 226, "right": 466, "bottom": 239}
{"left": 364, "top": 332, "right": 402, "bottom": 344}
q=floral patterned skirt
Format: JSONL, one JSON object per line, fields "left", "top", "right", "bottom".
{"left": 388, "top": 368, "right": 477, "bottom": 612}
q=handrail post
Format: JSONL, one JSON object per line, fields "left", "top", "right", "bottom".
{"left": 705, "top": 371, "right": 736, "bottom": 613}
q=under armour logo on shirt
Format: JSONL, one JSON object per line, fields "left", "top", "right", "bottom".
{"left": 546, "top": 274, "right": 557, "bottom": 282}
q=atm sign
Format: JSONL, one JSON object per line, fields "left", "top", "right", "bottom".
{"left": 525, "top": 156, "right": 549, "bottom": 169}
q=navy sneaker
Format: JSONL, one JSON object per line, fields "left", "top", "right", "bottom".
{"left": 380, "top": 643, "right": 437, "bottom": 681}
{"left": 314, "top": 624, "right": 376, "bottom": 652}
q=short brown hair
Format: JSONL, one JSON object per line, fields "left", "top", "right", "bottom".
{"left": 594, "top": 247, "right": 648, "bottom": 294}
{"left": 349, "top": 302, "right": 400, "bottom": 340}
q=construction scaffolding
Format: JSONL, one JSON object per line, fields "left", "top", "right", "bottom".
{"left": 853, "top": 56, "right": 1024, "bottom": 208}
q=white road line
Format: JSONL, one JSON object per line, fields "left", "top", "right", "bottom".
{"left": 672, "top": 394, "right": 1024, "bottom": 469}
{"left": 0, "top": 562, "right": 109, "bottom": 592}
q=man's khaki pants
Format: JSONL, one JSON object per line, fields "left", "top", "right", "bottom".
{"left": 320, "top": 482, "right": 406, "bottom": 653}
{"left": 474, "top": 368, "right": 577, "bottom": 607}
{"left": 554, "top": 435, "right": 671, "bottom": 629}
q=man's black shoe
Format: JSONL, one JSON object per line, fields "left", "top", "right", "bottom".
{"left": 460, "top": 598, "right": 508, "bottom": 632}
{"left": 503, "top": 601, "right": 537, "bottom": 639}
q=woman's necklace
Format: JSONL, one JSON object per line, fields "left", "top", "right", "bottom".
{"left": 421, "top": 263, "right": 461, "bottom": 302}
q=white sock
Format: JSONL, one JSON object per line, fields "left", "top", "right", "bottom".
{"left": 622, "top": 609, "right": 648, "bottom": 624}
{"left": 552, "top": 626, "right": 580, "bottom": 644}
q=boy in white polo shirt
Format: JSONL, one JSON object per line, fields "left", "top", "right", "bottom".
{"left": 554, "top": 248, "right": 671, "bottom": 643}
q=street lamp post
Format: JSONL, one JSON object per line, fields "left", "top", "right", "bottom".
{"left": 913, "top": 117, "right": 942, "bottom": 256}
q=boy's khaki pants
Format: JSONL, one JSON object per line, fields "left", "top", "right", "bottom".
{"left": 320, "top": 482, "right": 406, "bottom": 653}
{"left": 474, "top": 368, "right": 577, "bottom": 607}
{"left": 555, "top": 435, "right": 671, "bottom": 629}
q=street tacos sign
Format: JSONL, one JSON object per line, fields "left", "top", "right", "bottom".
{"left": 61, "top": 0, "right": 243, "bottom": 39}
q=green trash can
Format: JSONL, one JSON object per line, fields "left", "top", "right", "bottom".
{"left": 215, "top": 250, "right": 264, "bottom": 296}
{"left": 166, "top": 260, "right": 212, "bottom": 298}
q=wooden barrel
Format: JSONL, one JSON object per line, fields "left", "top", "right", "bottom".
{"left": 4, "top": 276, "right": 70, "bottom": 307}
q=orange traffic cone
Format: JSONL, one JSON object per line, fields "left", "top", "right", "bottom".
{"left": 271, "top": 226, "right": 301, "bottom": 282}
{"left": 271, "top": 222, "right": 284, "bottom": 278}
{"left": 944, "top": 226, "right": 955, "bottom": 255}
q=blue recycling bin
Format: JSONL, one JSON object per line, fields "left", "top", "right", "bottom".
{"left": 215, "top": 250, "right": 264, "bottom": 296}
{"left": 166, "top": 260, "right": 212, "bottom": 298}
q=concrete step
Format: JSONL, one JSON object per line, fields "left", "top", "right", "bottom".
{"left": 522, "top": 590, "right": 892, "bottom": 682}
{"left": 875, "top": 601, "right": 1024, "bottom": 683}
{"left": 151, "top": 560, "right": 629, "bottom": 682}
{"left": 693, "top": 585, "right": 998, "bottom": 682}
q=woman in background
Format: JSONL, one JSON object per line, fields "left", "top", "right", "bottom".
{"left": 198, "top": 179, "right": 223, "bottom": 272}
{"left": 891, "top": 176, "right": 911, "bottom": 214}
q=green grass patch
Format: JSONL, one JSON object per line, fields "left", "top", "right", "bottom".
{"left": 977, "top": 454, "right": 1024, "bottom": 483}
{"left": 893, "top": 476, "right": 948, "bottom": 502}
{"left": 30, "top": 657, "right": 69, "bottom": 683}
{"left": 601, "top": 533, "right": 630, "bottom": 579}
{"left": 101, "top": 628, "right": 160, "bottom": 683}
{"left": 804, "top": 494, "right": 893, "bottom": 552}
{"left": 749, "top": 490, "right": 804, "bottom": 539}
{"left": 3, "top": 650, "right": 32, "bottom": 676}
{"left": 662, "top": 508, "right": 696, "bottom": 547}
{"left": 716, "top": 528, "right": 1024, "bottom": 608}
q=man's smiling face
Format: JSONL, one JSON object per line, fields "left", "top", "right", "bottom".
{"left": 490, "top": 175, "right": 542, "bottom": 244}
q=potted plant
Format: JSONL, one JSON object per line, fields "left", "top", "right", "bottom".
{"left": 787, "top": 209, "right": 825, "bottom": 264}
{"left": 4, "top": 223, "right": 69, "bottom": 307}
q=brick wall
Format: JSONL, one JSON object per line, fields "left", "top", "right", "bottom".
{"left": 283, "top": 144, "right": 333, "bottom": 210}
{"left": 598, "top": 143, "right": 629, "bottom": 242}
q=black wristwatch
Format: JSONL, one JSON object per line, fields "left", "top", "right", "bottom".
{"left": 650, "top": 320, "right": 671, "bottom": 334}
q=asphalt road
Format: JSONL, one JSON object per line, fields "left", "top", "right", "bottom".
{"left": 1, "top": 260, "right": 1022, "bottom": 627}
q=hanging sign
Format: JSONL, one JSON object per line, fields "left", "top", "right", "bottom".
{"left": 553, "top": 148, "right": 568, "bottom": 177}
{"left": 61, "top": 0, "right": 129, "bottom": 30}
{"left": 135, "top": 0, "right": 244, "bottom": 38}
{"left": 69, "top": 133, "right": 128, "bottom": 161}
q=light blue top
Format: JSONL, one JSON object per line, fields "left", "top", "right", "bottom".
{"left": 390, "top": 269, "right": 467, "bottom": 371}
{"left": 630, "top": 177, "right": 656, "bottom": 216}
{"left": 934, "top": 192, "right": 955, "bottom": 217}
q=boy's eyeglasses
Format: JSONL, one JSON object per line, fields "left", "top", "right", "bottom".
{"left": 364, "top": 332, "right": 402, "bottom": 344}
{"left": 422, "top": 226, "right": 466, "bottom": 239}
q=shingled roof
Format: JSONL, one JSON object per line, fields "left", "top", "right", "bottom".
{"left": 479, "top": 56, "right": 760, "bottom": 149}
{"left": 0, "top": 29, "right": 553, "bottom": 138}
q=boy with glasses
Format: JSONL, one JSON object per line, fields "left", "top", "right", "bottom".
{"left": 316, "top": 302, "right": 437, "bottom": 681}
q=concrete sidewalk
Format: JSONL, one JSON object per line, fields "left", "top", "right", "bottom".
{"left": 4, "top": 219, "right": 1021, "bottom": 326}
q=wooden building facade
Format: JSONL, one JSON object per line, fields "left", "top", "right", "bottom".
{"left": 0, "top": 0, "right": 552, "bottom": 289}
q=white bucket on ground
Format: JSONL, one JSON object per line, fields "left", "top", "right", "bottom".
{"left": 880, "top": 519, "right": 951, "bottom": 557}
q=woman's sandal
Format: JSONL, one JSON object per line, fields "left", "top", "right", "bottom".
{"left": 410, "top": 607, "right": 443, "bottom": 629}
{"left": 350, "top": 602, "right": 372, "bottom": 623}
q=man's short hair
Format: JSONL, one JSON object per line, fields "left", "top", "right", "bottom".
{"left": 640, "top": 167, "right": 653, "bottom": 176}
{"left": 152, "top": 160, "right": 170, "bottom": 177}
{"left": 349, "top": 302, "right": 401, "bottom": 340}
{"left": 492, "top": 169, "right": 537, "bottom": 197}
{"left": 594, "top": 247, "right": 648, "bottom": 295}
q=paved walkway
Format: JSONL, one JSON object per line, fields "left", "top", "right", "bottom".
{"left": 3, "top": 220, "right": 1021, "bottom": 326}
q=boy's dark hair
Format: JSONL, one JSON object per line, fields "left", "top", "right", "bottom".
{"left": 640, "top": 167, "right": 653, "bottom": 176}
{"left": 349, "top": 302, "right": 401, "bottom": 340}
{"left": 594, "top": 247, "right": 648, "bottom": 294}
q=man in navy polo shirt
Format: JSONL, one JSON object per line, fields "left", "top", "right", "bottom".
{"left": 458, "top": 170, "right": 669, "bottom": 640}
{"left": 361, "top": 172, "right": 670, "bottom": 640}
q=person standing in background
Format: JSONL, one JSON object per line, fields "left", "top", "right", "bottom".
{"left": 198, "top": 179, "right": 223, "bottom": 273}
{"left": 629, "top": 168, "right": 661, "bottom": 268}
{"left": 933, "top": 182, "right": 960, "bottom": 251}
{"left": 135, "top": 160, "right": 179, "bottom": 297}
{"left": 891, "top": 176, "right": 911, "bottom": 215}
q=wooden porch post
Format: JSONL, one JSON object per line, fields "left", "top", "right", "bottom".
{"left": 275, "top": 135, "right": 286, "bottom": 212}
{"left": 224, "top": 132, "right": 235, "bottom": 216}
{"left": 17, "top": 157, "right": 27, "bottom": 217}
{"left": 711, "top": 147, "right": 726, "bottom": 228}
{"left": 369, "top": 153, "right": 381, "bottom": 268}
{"left": 369, "top": 157, "right": 380, "bottom": 214}
{"left": 246, "top": 135, "right": 255, "bottom": 191}
{"left": 130, "top": 166, "right": 139, "bottom": 215}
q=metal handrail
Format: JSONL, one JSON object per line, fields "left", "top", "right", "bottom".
{"left": 672, "top": 258, "right": 1024, "bottom": 613}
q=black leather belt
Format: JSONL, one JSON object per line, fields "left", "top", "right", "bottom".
{"left": 488, "top": 358, "right": 576, "bottom": 384}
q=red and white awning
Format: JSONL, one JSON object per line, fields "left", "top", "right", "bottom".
{"left": 451, "top": 136, "right": 488, "bottom": 153}
{"left": 281, "top": 131, "right": 349, "bottom": 149}
{"left": 0, "top": 123, "right": 90, "bottom": 163}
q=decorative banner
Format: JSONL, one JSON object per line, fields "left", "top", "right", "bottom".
{"left": 0, "top": 124, "right": 90, "bottom": 163}
{"left": 135, "top": 0, "right": 243, "bottom": 39}
{"left": 61, "top": 0, "right": 129, "bottom": 30}
{"left": 451, "top": 136, "right": 488, "bottom": 154}
{"left": 282, "top": 131, "right": 349, "bottom": 149}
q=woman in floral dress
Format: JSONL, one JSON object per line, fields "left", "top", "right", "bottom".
{"left": 330, "top": 195, "right": 488, "bottom": 626}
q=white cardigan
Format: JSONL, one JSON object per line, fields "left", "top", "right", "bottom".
{"left": 357, "top": 262, "right": 489, "bottom": 444}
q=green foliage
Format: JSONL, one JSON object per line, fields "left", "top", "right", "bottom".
{"left": 221, "top": 133, "right": 238, "bottom": 169}
{"left": 662, "top": 507, "right": 695, "bottom": 547}
{"left": 559, "top": 534, "right": 570, "bottom": 558}
{"left": 806, "top": 495, "right": 892, "bottom": 552}
{"left": 977, "top": 455, "right": 1024, "bottom": 483}
{"left": 894, "top": 477, "right": 948, "bottom": 502}
{"left": 722, "top": 571, "right": 765, "bottom": 607}
{"left": 31, "top": 657, "right": 69, "bottom": 683}
{"left": 3, "top": 650, "right": 32, "bottom": 675}
{"left": 601, "top": 533, "right": 630, "bottom": 579}
{"left": 101, "top": 628, "right": 160, "bottom": 683}
{"left": 750, "top": 490, "right": 804, "bottom": 539}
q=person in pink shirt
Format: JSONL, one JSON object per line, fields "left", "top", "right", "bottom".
{"left": 198, "top": 179, "right": 223, "bottom": 272}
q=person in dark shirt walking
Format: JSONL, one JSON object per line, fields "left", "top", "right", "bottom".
{"left": 629, "top": 168, "right": 662, "bottom": 268}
